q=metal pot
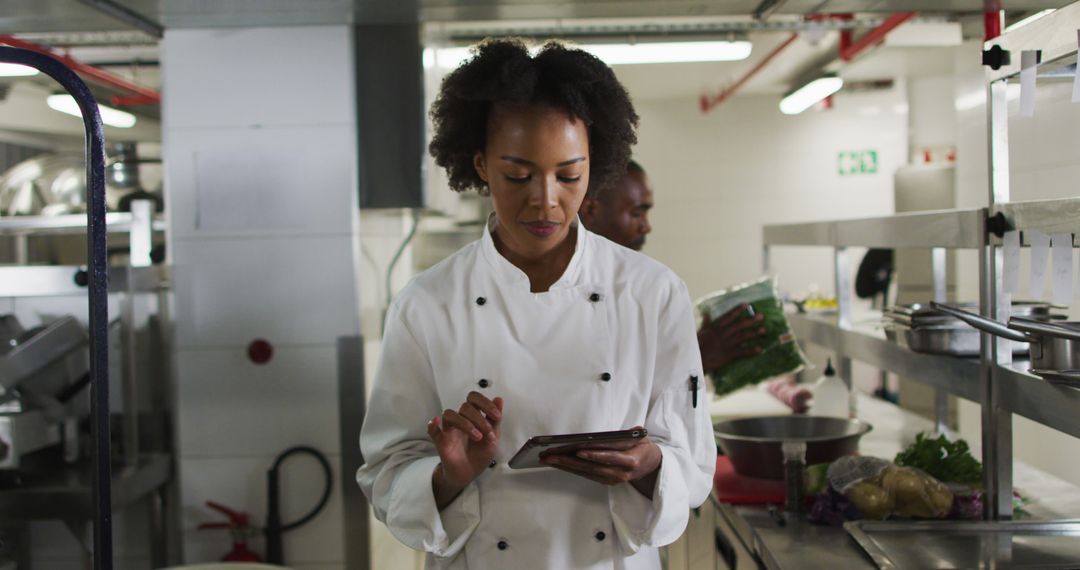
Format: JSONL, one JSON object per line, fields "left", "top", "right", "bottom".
{"left": 930, "top": 302, "right": 1080, "bottom": 372}
{"left": 713, "top": 416, "right": 872, "bottom": 480}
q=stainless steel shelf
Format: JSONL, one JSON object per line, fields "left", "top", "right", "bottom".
{"left": 985, "top": 1, "right": 1080, "bottom": 83}
{"left": 997, "top": 363, "right": 1080, "bottom": 440}
{"left": 993, "top": 198, "right": 1080, "bottom": 244}
{"left": 0, "top": 265, "right": 169, "bottom": 297}
{"left": 0, "top": 453, "right": 171, "bottom": 521}
{"left": 0, "top": 213, "right": 166, "bottom": 235}
{"left": 788, "top": 312, "right": 981, "bottom": 403}
{"left": 764, "top": 208, "right": 983, "bottom": 249}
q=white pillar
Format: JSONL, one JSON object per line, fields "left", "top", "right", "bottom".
{"left": 162, "top": 26, "right": 360, "bottom": 565}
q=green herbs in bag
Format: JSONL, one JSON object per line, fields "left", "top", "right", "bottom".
{"left": 696, "top": 276, "right": 809, "bottom": 396}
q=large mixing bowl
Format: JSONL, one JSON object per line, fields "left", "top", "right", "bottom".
{"left": 714, "top": 415, "right": 872, "bottom": 479}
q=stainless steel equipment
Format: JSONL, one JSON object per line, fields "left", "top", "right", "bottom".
{"left": 0, "top": 152, "right": 86, "bottom": 216}
{"left": 0, "top": 315, "right": 87, "bottom": 393}
{"left": 884, "top": 302, "right": 1064, "bottom": 357}
{"left": 845, "top": 519, "right": 1080, "bottom": 569}
{"left": 0, "top": 145, "right": 162, "bottom": 217}
{"left": 0, "top": 315, "right": 89, "bottom": 469}
{"left": 930, "top": 302, "right": 1080, "bottom": 379}
{"left": 713, "top": 416, "right": 872, "bottom": 480}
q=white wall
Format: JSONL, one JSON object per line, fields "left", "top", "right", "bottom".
{"left": 632, "top": 90, "right": 907, "bottom": 303}
{"left": 162, "top": 26, "right": 360, "bottom": 568}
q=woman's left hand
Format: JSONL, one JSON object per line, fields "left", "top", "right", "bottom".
{"left": 542, "top": 427, "right": 662, "bottom": 498}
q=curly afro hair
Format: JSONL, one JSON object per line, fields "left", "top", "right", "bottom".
{"left": 428, "top": 38, "right": 639, "bottom": 197}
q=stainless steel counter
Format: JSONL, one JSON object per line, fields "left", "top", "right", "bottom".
{"left": 714, "top": 500, "right": 876, "bottom": 570}
{"left": 709, "top": 391, "right": 1080, "bottom": 569}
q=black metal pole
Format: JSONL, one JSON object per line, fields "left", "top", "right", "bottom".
{"left": 0, "top": 46, "right": 113, "bottom": 569}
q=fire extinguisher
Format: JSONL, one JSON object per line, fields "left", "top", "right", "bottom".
{"left": 198, "top": 500, "right": 263, "bottom": 562}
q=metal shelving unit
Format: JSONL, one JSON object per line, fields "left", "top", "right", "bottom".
{"left": 0, "top": 202, "right": 176, "bottom": 567}
{"left": 763, "top": 208, "right": 985, "bottom": 433}
{"left": 762, "top": 3, "right": 1080, "bottom": 524}
{"left": 0, "top": 212, "right": 167, "bottom": 235}
{"left": 786, "top": 312, "right": 982, "bottom": 403}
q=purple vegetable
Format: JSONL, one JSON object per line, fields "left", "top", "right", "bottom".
{"left": 948, "top": 487, "right": 983, "bottom": 520}
{"left": 808, "top": 487, "right": 863, "bottom": 526}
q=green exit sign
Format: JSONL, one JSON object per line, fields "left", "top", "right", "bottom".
{"left": 838, "top": 150, "right": 878, "bottom": 176}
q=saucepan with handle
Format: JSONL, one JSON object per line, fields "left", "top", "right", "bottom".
{"left": 929, "top": 302, "right": 1080, "bottom": 376}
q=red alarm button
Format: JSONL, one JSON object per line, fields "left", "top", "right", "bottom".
{"left": 247, "top": 339, "right": 273, "bottom": 364}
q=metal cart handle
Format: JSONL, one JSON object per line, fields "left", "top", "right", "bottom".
{"left": 0, "top": 46, "right": 113, "bottom": 570}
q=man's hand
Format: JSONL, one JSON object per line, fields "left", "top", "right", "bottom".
{"left": 698, "top": 303, "right": 767, "bottom": 371}
{"left": 428, "top": 392, "right": 503, "bottom": 509}
{"left": 542, "top": 428, "right": 662, "bottom": 498}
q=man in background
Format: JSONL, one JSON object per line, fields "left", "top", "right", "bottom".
{"left": 580, "top": 160, "right": 767, "bottom": 373}
{"left": 579, "top": 159, "right": 653, "bottom": 251}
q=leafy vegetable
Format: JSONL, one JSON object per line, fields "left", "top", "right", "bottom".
{"left": 697, "top": 277, "right": 809, "bottom": 396}
{"left": 894, "top": 433, "right": 983, "bottom": 485}
{"left": 804, "top": 463, "right": 831, "bottom": 496}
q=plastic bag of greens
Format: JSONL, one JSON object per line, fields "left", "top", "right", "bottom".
{"left": 695, "top": 276, "right": 809, "bottom": 396}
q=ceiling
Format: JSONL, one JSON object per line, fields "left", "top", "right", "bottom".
{"left": 0, "top": 0, "right": 1075, "bottom": 33}
{"left": 0, "top": 0, "right": 1075, "bottom": 143}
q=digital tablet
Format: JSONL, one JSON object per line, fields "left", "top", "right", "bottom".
{"left": 507, "top": 428, "right": 648, "bottom": 470}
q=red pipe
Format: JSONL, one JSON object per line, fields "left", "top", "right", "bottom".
{"left": 984, "top": 10, "right": 1003, "bottom": 41}
{"left": 839, "top": 12, "right": 916, "bottom": 62}
{"left": 700, "top": 33, "right": 799, "bottom": 113}
{"left": 829, "top": 13, "right": 855, "bottom": 54}
{"left": 110, "top": 94, "right": 158, "bottom": 107}
{"left": 0, "top": 35, "right": 160, "bottom": 105}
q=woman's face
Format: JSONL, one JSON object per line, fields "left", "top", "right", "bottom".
{"left": 474, "top": 104, "right": 590, "bottom": 260}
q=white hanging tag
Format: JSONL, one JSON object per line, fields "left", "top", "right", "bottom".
{"left": 1076, "top": 246, "right": 1080, "bottom": 298}
{"left": 1051, "top": 233, "right": 1073, "bottom": 305}
{"left": 1028, "top": 230, "right": 1051, "bottom": 300}
{"left": 1073, "top": 32, "right": 1080, "bottom": 102}
{"left": 1021, "top": 50, "right": 1038, "bottom": 117}
{"left": 1003, "top": 230, "right": 1021, "bottom": 294}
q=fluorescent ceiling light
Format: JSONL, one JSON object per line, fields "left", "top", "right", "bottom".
{"left": 1005, "top": 9, "right": 1054, "bottom": 32}
{"left": 884, "top": 22, "right": 962, "bottom": 47}
{"left": 582, "top": 41, "right": 752, "bottom": 65}
{"left": 779, "top": 76, "right": 843, "bottom": 115}
{"left": 423, "top": 40, "right": 752, "bottom": 70}
{"left": 46, "top": 94, "right": 137, "bottom": 129}
{"left": 0, "top": 63, "right": 39, "bottom": 77}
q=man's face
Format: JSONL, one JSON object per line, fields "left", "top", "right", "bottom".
{"left": 580, "top": 170, "right": 653, "bottom": 250}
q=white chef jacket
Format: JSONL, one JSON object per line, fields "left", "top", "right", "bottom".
{"left": 357, "top": 218, "right": 716, "bottom": 570}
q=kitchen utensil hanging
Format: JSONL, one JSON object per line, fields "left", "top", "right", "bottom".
{"left": 930, "top": 302, "right": 1080, "bottom": 383}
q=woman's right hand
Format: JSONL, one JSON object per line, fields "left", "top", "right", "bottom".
{"left": 428, "top": 392, "right": 504, "bottom": 509}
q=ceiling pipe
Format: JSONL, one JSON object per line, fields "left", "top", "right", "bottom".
{"left": 700, "top": 33, "right": 798, "bottom": 113}
{"left": 0, "top": 35, "right": 160, "bottom": 106}
{"left": 73, "top": 0, "right": 164, "bottom": 39}
{"left": 839, "top": 12, "right": 916, "bottom": 62}
{"left": 753, "top": 0, "right": 788, "bottom": 21}
{"left": 984, "top": 0, "right": 1003, "bottom": 40}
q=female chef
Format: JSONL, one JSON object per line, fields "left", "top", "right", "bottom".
{"left": 357, "top": 39, "right": 716, "bottom": 569}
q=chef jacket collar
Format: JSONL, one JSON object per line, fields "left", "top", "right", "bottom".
{"left": 480, "top": 212, "right": 588, "bottom": 292}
